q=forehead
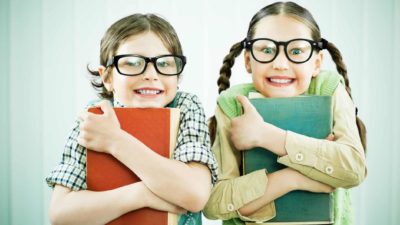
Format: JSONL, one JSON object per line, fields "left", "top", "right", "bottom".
{"left": 253, "top": 15, "right": 313, "bottom": 41}
{"left": 116, "top": 31, "right": 171, "bottom": 56}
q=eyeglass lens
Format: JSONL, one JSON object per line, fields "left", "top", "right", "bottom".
{"left": 117, "top": 56, "right": 184, "bottom": 75}
{"left": 251, "top": 39, "right": 313, "bottom": 63}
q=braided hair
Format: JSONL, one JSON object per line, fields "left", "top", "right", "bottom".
{"left": 209, "top": 1, "right": 367, "bottom": 151}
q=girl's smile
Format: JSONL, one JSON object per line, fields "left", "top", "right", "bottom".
{"left": 266, "top": 76, "right": 295, "bottom": 87}
{"left": 133, "top": 87, "right": 165, "bottom": 97}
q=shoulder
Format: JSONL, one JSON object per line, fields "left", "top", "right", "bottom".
{"left": 217, "top": 83, "right": 256, "bottom": 118}
{"left": 85, "top": 99, "right": 101, "bottom": 109}
{"left": 174, "top": 91, "right": 204, "bottom": 112}
{"left": 333, "top": 82, "right": 352, "bottom": 102}
{"left": 174, "top": 92, "right": 208, "bottom": 128}
{"left": 218, "top": 83, "right": 255, "bottom": 100}
{"left": 84, "top": 98, "right": 115, "bottom": 109}
{"left": 307, "top": 70, "right": 345, "bottom": 96}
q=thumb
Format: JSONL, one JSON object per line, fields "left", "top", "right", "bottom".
{"left": 98, "top": 100, "right": 114, "bottom": 116}
{"left": 236, "top": 95, "right": 256, "bottom": 114}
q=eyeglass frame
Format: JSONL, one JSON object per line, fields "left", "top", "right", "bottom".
{"left": 242, "top": 38, "right": 328, "bottom": 64}
{"left": 105, "top": 54, "right": 187, "bottom": 76}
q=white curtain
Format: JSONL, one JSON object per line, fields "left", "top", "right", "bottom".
{"left": 1, "top": 0, "right": 399, "bottom": 224}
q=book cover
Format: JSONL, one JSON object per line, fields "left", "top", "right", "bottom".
{"left": 243, "top": 94, "right": 333, "bottom": 224}
{"left": 86, "top": 107, "right": 180, "bottom": 225}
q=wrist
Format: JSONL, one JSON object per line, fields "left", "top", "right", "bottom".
{"left": 108, "top": 129, "right": 131, "bottom": 156}
{"left": 257, "top": 122, "right": 272, "bottom": 148}
{"left": 136, "top": 182, "right": 151, "bottom": 208}
{"left": 281, "top": 168, "right": 300, "bottom": 192}
{"left": 120, "top": 182, "right": 147, "bottom": 211}
{"left": 259, "top": 123, "right": 287, "bottom": 156}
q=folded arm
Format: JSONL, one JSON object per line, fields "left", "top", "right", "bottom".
{"left": 49, "top": 183, "right": 185, "bottom": 225}
{"left": 77, "top": 97, "right": 216, "bottom": 212}
{"left": 203, "top": 107, "right": 333, "bottom": 222}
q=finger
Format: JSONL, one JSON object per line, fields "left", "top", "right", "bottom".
{"left": 78, "top": 111, "right": 89, "bottom": 122}
{"left": 176, "top": 209, "right": 187, "bottom": 215}
{"left": 236, "top": 95, "right": 256, "bottom": 114}
{"left": 77, "top": 134, "right": 87, "bottom": 147}
{"left": 98, "top": 100, "right": 114, "bottom": 116}
{"left": 325, "top": 133, "right": 335, "bottom": 141}
{"left": 323, "top": 185, "right": 335, "bottom": 193}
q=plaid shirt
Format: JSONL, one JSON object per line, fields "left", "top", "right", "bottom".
{"left": 46, "top": 92, "right": 218, "bottom": 191}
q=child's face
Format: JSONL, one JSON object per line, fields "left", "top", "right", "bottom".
{"left": 100, "top": 32, "right": 178, "bottom": 108}
{"left": 244, "top": 15, "right": 323, "bottom": 98}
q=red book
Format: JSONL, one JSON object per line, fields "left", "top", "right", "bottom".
{"left": 86, "top": 107, "right": 180, "bottom": 225}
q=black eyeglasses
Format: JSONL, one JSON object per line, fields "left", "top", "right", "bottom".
{"left": 242, "top": 38, "right": 327, "bottom": 64}
{"left": 106, "top": 54, "right": 186, "bottom": 76}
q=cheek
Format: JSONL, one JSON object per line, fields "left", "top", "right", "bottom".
{"left": 251, "top": 64, "right": 268, "bottom": 81}
{"left": 166, "top": 77, "right": 178, "bottom": 89}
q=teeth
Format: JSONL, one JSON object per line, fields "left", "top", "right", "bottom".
{"left": 270, "top": 78, "right": 292, "bottom": 84}
{"left": 136, "top": 90, "right": 161, "bottom": 95}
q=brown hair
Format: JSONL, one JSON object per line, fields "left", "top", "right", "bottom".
{"left": 209, "top": 1, "right": 367, "bottom": 151}
{"left": 88, "top": 13, "right": 184, "bottom": 99}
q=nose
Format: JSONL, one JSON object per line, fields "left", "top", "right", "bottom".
{"left": 272, "top": 47, "right": 289, "bottom": 70}
{"left": 142, "top": 62, "right": 159, "bottom": 80}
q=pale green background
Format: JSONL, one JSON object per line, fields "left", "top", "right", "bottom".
{"left": 1, "top": 0, "right": 399, "bottom": 224}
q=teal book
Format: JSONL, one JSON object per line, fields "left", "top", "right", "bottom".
{"left": 243, "top": 94, "right": 334, "bottom": 224}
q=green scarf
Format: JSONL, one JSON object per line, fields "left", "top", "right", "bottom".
{"left": 217, "top": 70, "right": 352, "bottom": 225}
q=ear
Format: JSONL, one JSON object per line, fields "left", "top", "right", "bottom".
{"left": 312, "top": 51, "right": 324, "bottom": 77}
{"left": 244, "top": 51, "right": 252, "bottom": 74}
{"left": 99, "top": 66, "right": 113, "bottom": 92}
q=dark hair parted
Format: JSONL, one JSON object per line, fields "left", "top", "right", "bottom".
{"left": 209, "top": 1, "right": 367, "bottom": 151}
{"left": 88, "top": 13, "right": 184, "bottom": 99}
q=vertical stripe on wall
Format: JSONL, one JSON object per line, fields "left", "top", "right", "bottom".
{"left": 41, "top": 0, "right": 77, "bottom": 221}
{"left": 391, "top": 0, "right": 400, "bottom": 224}
{"left": 0, "top": 0, "right": 10, "bottom": 224}
{"left": 10, "top": 0, "right": 43, "bottom": 224}
{"left": 359, "top": 1, "right": 393, "bottom": 225}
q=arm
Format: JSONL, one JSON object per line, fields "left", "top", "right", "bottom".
{"left": 203, "top": 107, "right": 333, "bottom": 221}
{"left": 238, "top": 168, "right": 333, "bottom": 216}
{"left": 276, "top": 84, "right": 366, "bottom": 188}
{"left": 108, "top": 132, "right": 211, "bottom": 212}
{"left": 46, "top": 118, "right": 185, "bottom": 225}
{"left": 49, "top": 183, "right": 185, "bottom": 225}
{"left": 78, "top": 96, "right": 216, "bottom": 212}
{"left": 231, "top": 85, "right": 366, "bottom": 188}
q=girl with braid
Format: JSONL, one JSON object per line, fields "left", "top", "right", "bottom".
{"left": 203, "top": 2, "right": 366, "bottom": 225}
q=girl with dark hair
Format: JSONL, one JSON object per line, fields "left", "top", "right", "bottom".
{"left": 204, "top": 2, "right": 366, "bottom": 225}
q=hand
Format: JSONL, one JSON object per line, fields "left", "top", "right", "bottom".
{"left": 77, "top": 100, "right": 122, "bottom": 153}
{"left": 326, "top": 133, "right": 335, "bottom": 141}
{"left": 230, "top": 95, "right": 266, "bottom": 150}
{"left": 286, "top": 168, "right": 334, "bottom": 193}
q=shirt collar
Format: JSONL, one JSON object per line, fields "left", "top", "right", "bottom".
{"left": 113, "top": 99, "right": 126, "bottom": 107}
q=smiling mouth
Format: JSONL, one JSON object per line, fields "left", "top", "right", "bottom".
{"left": 134, "top": 89, "right": 164, "bottom": 95}
{"left": 268, "top": 78, "right": 294, "bottom": 84}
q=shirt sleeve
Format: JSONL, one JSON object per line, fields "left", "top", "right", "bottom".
{"left": 277, "top": 83, "right": 367, "bottom": 188}
{"left": 173, "top": 93, "right": 218, "bottom": 184}
{"left": 203, "top": 107, "right": 276, "bottom": 222}
{"left": 45, "top": 120, "right": 87, "bottom": 191}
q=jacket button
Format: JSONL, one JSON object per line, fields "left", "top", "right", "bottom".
{"left": 227, "top": 203, "right": 235, "bottom": 211}
{"left": 295, "top": 153, "right": 304, "bottom": 161}
{"left": 325, "top": 166, "right": 334, "bottom": 174}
